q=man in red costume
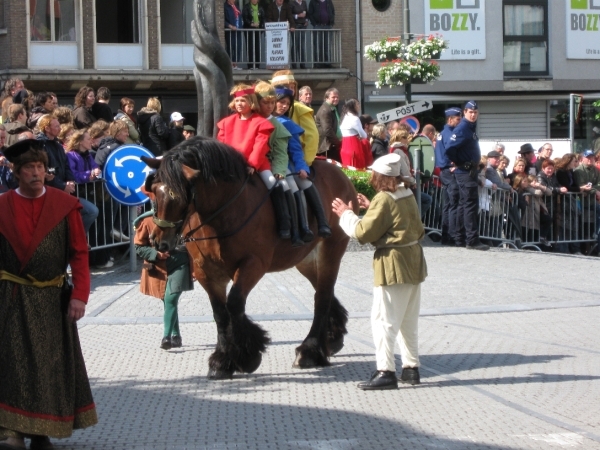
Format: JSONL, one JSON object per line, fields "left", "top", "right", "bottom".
{"left": 0, "top": 140, "right": 97, "bottom": 450}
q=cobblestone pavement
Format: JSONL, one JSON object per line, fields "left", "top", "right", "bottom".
{"left": 55, "top": 242, "right": 600, "bottom": 449}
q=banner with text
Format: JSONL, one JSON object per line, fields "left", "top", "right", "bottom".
{"left": 266, "top": 22, "right": 289, "bottom": 69}
{"left": 566, "top": 0, "right": 600, "bottom": 59}
{"left": 424, "top": 0, "right": 486, "bottom": 60}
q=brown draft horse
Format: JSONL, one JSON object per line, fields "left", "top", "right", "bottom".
{"left": 142, "top": 137, "right": 358, "bottom": 379}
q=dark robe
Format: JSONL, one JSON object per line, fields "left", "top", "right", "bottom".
{"left": 0, "top": 188, "right": 97, "bottom": 438}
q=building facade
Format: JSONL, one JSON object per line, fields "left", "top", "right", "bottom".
{"left": 0, "top": 0, "right": 359, "bottom": 125}
{"left": 361, "top": 0, "right": 600, "bottom": 150}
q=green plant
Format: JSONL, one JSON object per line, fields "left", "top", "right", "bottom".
{"left": 376, "top": 59, "right": 442, "bottom": 88}
{"left": 364, "top": 34, "right": 446, "bottom": 88}
{"left": 406, "top": 34, "right": 448, "bottom": 59}
{"left": 343, "top": 169, "right": 376, "bottom": 200}
{"left": 364, "top": 37, "right": 405, "bottom": 62}
{"left": 593, "top": 100, "right": 600, "bottom": 120}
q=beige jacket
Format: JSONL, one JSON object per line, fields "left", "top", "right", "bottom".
{"left": 340, "top": 187, "right": 427, "bottom": 286}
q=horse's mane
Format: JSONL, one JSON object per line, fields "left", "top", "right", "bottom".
{"left": 156, "top": 136, "right": 248, "bottom": 201}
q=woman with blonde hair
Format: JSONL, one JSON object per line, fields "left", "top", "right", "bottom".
{"left": 388, "top": 129, "right": 415, "bottom": 187}
{"left": 94, "top": 120, "right": 129, "bottom": 169}
{"left": 137, "top": 97, "right": 169, "bottom": 156}
{"left": 58, "top": 123, "right": 75, "bottom": 149}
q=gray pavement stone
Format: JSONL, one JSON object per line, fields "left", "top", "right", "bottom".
{"left": 52, "top": 244, "right": 600, "bottom": 449}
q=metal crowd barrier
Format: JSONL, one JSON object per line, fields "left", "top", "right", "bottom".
{"left": 224, "top": 28, "right": 342, "bottom": 70}
{"left": 551, "top": 191, "right": 597, "bottom": 252}
{"left": 421, "top": 177, "right": 443, "bottom": 238}
{"left": 478, "top": 187, "right": 520, "bottom": 248}
{"left": 420, "top": 176, "right": 598, "bottom": 252}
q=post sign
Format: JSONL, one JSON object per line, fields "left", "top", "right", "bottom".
{"left": 103, "top": 145, "right": 154, "bottom": 206}
{"left": 424, "top": 0, "right": 486, "bottom": 60}
{"left": 266, "top": 22, "right": 289, "bottom": 69}
{"left": 376, "top": 100, "right": 433, "bottom": 124}
{"left": 566, "top": 0, "right": 600, "bottom": 59}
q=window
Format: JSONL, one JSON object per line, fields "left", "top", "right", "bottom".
{"left": 372, "top": 0, "right": 391, "bottom": 12}
{"left": 0, "top": 0, "right": 5, "bottom": 30}
{"left": 30, "top": 0, "right": 76, "bottom": 42}
{"left": 96, "top": 0, "right": 140, "bottom": 44}
{"left": 161, "top": 0, "right": 194, "bottom": 44}
{"left": 503, "top": 1, "right": 548, "bottom": 76}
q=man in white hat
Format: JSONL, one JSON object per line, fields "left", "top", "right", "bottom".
{"left": 332, "top": 153, "right": 428, "bottom": 390}
{"left": 168, "top": 112, "right": 185, "bottom": 149}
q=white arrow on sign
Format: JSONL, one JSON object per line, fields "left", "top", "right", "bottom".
{"left": 112, "top": 172, "right": 132, "bottom": 198}
{"left": 376, "top": 99, "right": 433, "bottom": 124}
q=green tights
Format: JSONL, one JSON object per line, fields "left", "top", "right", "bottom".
{"left": 163, "top": 285, "right": 181, "bottom": 338}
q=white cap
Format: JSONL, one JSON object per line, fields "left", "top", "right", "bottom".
{"left": 369, "top": 153, "right": 402, "bottom": 177}
{"left": 170, "top": 112, "right": 185, "bottom": 122}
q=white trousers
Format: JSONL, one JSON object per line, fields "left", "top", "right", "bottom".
{"left": 372, "top": 283, "right": 421, "bottom": 372}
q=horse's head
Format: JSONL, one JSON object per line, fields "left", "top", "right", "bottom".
{"left": 141, "top": 156, "right": 200, "bottom": 252}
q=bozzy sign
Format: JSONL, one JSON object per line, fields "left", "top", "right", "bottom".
{"left": 425, "top": 0, "right": 485, "bottom": 60}
{"left": 567, "top": 0, "right": 600, "bottom": 59}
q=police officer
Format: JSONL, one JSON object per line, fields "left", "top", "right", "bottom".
{"left": 445, "top": 100, "right": 489, "bottom": 251}
{"left": 435, "top": 107, "right": 462, "bottom": 246}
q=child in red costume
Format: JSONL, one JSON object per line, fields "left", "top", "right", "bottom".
{"left": 217, "top": 84, "right": 295, "bottom": 240}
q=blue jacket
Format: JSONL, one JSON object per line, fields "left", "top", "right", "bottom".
{"left": 224, "top": 1, "right": 243, "bottom": 29}
{"left": 434, "top": 123, "right": 454, "bottom": 169}
{"left": 276, "top": 116, "right": 310, "bottom": 173}
{"left": 444, "top": 118, "right": 480, "bottom": 170}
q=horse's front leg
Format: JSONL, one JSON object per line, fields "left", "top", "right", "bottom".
{"left": 200, "top": 278, "right": 236, "bottom": 380}
{"left": 227, "top": 260, "right": 271, "bottom": 374}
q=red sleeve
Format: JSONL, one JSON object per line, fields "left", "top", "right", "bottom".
{"left": 67, "top": 208, "right": 91, "bottom": 303}
{"left": 248, "top": 119, "right": 274, "bottom": 171}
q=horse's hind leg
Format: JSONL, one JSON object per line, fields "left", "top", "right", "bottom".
{"left": 227, "top": 263, "right": 271, "bottom": 374}
{"left": 293, "top": 240, "right": 349, "bottom": 368}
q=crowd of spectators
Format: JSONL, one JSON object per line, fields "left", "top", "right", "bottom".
{"left": 0, "top": 79, "right": 197, "bottom": 267}
{"left": 223, "top": 0, "right": 335, "bottom": 70}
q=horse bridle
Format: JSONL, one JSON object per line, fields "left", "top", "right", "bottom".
{"left": 152, "top": 174, "right": 274, "bottom": 243}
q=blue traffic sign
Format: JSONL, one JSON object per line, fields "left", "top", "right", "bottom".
{"left": 103, "top": 145, "right": 154, "bottom": 206}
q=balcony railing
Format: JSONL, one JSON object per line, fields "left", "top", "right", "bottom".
{"left": 224, "top": 28, "right": 342, "bottom": 70}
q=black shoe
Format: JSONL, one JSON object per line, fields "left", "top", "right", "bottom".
{"left": 303, "top": 185, "right": 332, "bottom": 238}
{"left": 171, "top": 336, "right": 182, "bottom": 348}
{"left": 357, "top": 370, "right": 398, "bottom": 390}
{"left": 29, "top": 436, "right": 54, "bottom": 450}
{"left": 160, "top": 337, "right": 172, "bottom": 350}
{"left": 466, "top": 242, "right": 490, "bottom": 251}
{"left": 454, "top": 241, "right": 466, "bottom": 247}
{"left": 441, "top": 239, "right": 456, "bottom": 246}
{"left": 399, "top": 367, "right": 420, "bottom": 385}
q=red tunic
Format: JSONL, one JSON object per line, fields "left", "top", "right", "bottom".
{"left": 217, "top": 113, "right": 275, "bottom": 171}
{"left": 0, "top": 188, "right": 90, "bottom": 303}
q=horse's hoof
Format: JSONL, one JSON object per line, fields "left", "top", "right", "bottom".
{"left": 292, "top": 354, "right": 316, "bottom": 369}
{"left": 328, "top": 336, "right": 345, "bottom": 356}
{"left": 207, "top": 368, "right": 234, "bottom": 380}
{"left": 293, "top": 344, "right": 329, "bottom": 368}
{"left": 237, "top": 352, "right": 262, "bottom": 374}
